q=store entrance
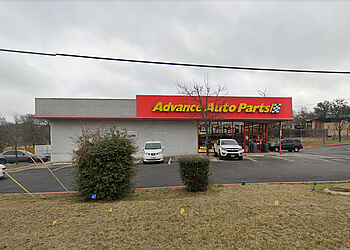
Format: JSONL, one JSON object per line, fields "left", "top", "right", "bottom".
{"left": 243, "top": 122, "right": 268, "bottom": 153}
{"left": 197, "top": 121, "right": 243, "bottom": 153}
{"left": 198, "top": 121, "right": 270, "bottom": 153}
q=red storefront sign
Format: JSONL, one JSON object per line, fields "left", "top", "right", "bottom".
{"left": 137, "top": 95, "right": 293, "bottom": 120}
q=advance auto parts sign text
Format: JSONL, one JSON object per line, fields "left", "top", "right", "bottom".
{"left": 152, "top": 102, "right": 282, "bottom": 114}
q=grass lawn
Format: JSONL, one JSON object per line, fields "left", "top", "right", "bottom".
{"left": 301, "top": 138, "right": 350, "bottom": 147}
{"left": 1, "top": 182, "right": 350, "bottom": 249}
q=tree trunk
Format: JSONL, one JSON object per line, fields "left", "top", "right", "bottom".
{"left": 15, "top": 145, "right": 18, "bottom": 165}
{"left": 205, "top": 122, "right": 210, "bottom": 156}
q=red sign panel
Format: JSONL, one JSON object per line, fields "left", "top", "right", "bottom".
{"left": 136, "top": 95, "right": 293, "bottom": 120}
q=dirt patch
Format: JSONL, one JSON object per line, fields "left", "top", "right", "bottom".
{"left": 328, "top": 187, "right": 350, "bottom": 192}
{"left": 325, "top": 187, "right": 350, "bottom": 196}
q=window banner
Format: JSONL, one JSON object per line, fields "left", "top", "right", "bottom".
{"left": 223, "top": 124, "right": 231, "bottom": 134}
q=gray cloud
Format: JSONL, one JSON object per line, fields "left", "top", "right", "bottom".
{"left": 1, "top": 2, "right": 350, "bottom": 120}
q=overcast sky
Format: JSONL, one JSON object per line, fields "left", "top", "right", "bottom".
{"left": 1, "top": 1, "right": 350, "bottom": 120}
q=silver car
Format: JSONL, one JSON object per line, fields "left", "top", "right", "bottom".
{"left": 0, "top": 150, "right": 50, "bottom": 164}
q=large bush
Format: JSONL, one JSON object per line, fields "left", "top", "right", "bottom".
{"left": 178, "top": 155, "right": 211, "bottom": 192}
{"left": 73, "top": 128, "right": 137, "bottom": 200}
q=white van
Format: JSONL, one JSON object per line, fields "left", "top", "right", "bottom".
{"left": 142, "top": 141, "right": 164, "bottom": 164}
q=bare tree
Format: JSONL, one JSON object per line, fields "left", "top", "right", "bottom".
{"left": 20, "top": 114, "right": 50, "bottom": 147}
{"left": 0, "top": 114, "right": 50, "bottom": 164}
{"left": 294, "top": 106, "right": 314, "bottom": 128}
{"left": 257, "top": 88, "right": 267, "bottom": 97}
{"left": 331, "top": 99, "right": 349, "bottom": 141}
{"left": 314, "top": 99, "right": 350, "bottom": 141}
{"left": 176, "top": 75, "right": 228, "bottom": 155}
{"left": 0, "top": 114, "right": 22, "bottom": 164}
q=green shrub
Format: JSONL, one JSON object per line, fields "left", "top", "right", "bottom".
{"left": 73, "top": 128, "right": 137, "bottom": 200}
{"left": 178, "top": 155, "right": 211, "bottom": 192}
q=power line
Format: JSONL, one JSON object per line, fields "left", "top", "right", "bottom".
{"left": 2, "top": 48, "right": 350, "bottom": 75}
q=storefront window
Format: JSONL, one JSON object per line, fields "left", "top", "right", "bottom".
{"left": 197, "top": 121, "right": 243, "bottom": 153}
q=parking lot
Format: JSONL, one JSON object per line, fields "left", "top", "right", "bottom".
{"left": 1, "top": 144, "right": 349, "bottom": 193}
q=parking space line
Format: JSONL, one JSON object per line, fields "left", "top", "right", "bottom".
{"left": 298, "top": 155, "right": 330, "bottom": 162}
{"left": 275, "top": 156, "right": 295, "bottom": 162}
{"left": 246, "top": 157, "right": 258, "bottom": 162}
{"left": 168, "top": 158, "right": 172, "bottom": 164}
{"left": 7, "top": 165, "right": 44, "bottom": 173}
{"left": 52, "top": 164, "right": 73, "bottom": 171}
{"left": 135, "top": 159, "right": 141, "bottom": 164}
{"left": 332, "top": 158, "right": 346, "bottom": 162}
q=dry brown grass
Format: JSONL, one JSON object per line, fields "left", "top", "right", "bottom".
{"left": 1, "top": 182, "right": 350, "bottom": 249}
{"left": 302, "top": 138, "right": 350, "bottom": 147}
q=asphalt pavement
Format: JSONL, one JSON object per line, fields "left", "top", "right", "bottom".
{"left": 1, "top": 144, "right": 349, "bottom": 194}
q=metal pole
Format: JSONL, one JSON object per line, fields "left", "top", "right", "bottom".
{"left": 243, "top": 121, "right": 246, "bottom": 152}
{"left": 279, "top": 121, "right": 282, "bottom": 155}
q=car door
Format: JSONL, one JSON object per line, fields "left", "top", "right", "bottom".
{"left": 17, "top": 151, "right": 28, "bottom": 162}
{"left": 281, "top": 140, "right": 287, "bottom": 150}
{"left": 285, "top": 139, "right": 294, "bottom": 150}
{"left": 3, "top": 151, "right": 16, "bottom": 163}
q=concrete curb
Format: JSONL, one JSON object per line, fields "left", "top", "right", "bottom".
{"left": 305, "top": 142, "right": 350, "bottom": 148}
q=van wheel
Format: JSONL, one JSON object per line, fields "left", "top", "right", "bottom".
{"left": 238, "top": 156, "right": 243, "bottom": 160}
{"left": 214, "top": 151, "right": 218, "bottom": 157}
{"left": 274, "top": 147, "right": 279, "bottom": 152}
{"left": 219, "top": 151, "right": 223, "bottom": 160}
{"left": 0, "top": 159, "right": 6, "bottom": 164}
{"left": 293, "top": 146, "right": 299, "bottom": 152}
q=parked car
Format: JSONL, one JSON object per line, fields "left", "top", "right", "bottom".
{"left": 0, "top": 150, "right": 50, "bottom": 164}
{"left": 142, "top": 141, "right": 164, "bottom": 164}
{"left": 0, "top": 164, "right": 6, "bottom": 178}
{"left": 269, "top": 139, "right": 303, "bottom": 152}
{"left": 214, "top": 139, "right": 244, "bottom": 160}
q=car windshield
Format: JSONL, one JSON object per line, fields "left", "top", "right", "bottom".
{"left": 221, "top": 140, "right": 238, "bottom": 145}
{"left": 145, "top": 143, "right": 162, "bottom": 150}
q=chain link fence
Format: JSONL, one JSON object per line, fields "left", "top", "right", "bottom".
{"left": 268, "top": 129, "right": 328, "bottom": 138}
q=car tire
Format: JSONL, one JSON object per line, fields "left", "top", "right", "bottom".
{"left": 219, "top": 151, "right": 223, "bottom": 160}
{"left": 293, "top": 146, "right": 299, "bottom": 152}
{"left": 274, "top": 147, "right": 279, "bottom": 152}
{"left": 238, "top": 156, "right": 243, "bottom": 160}
{"left": 27, "top": 158, "right": 33, "bottom": 163}
{"left": 214, "top": 151, "right": 218, "bottom": 157}
{"left": 0, "top": 159, "right": 6, "bottom": 164}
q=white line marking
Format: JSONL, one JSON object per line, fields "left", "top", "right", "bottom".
{"left": 333, "top": 159, "right": 346, "bottom": 162}
{"left": 298, "top": 155, "right": 329, "bottom": 162}
{"left": 168, "top": 158, "right": 172, "bottom": 164}
{"left": 275, "top": 157, "right": 295, "bottom": 162}
{"left": 52, "top": 164, "right": 73, "bottom": 171}
{"left": 246, "top": 157, "right": 258, "bottom": 162}
{"left": 135, "top": 159, "right": 141, "bottom": 164}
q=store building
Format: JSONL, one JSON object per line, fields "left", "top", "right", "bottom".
{"left": 308, "top": 114, "right": 350, "bottom": 138}
{"left": 35, "top": 95, "right": 293, "bottom": 162}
